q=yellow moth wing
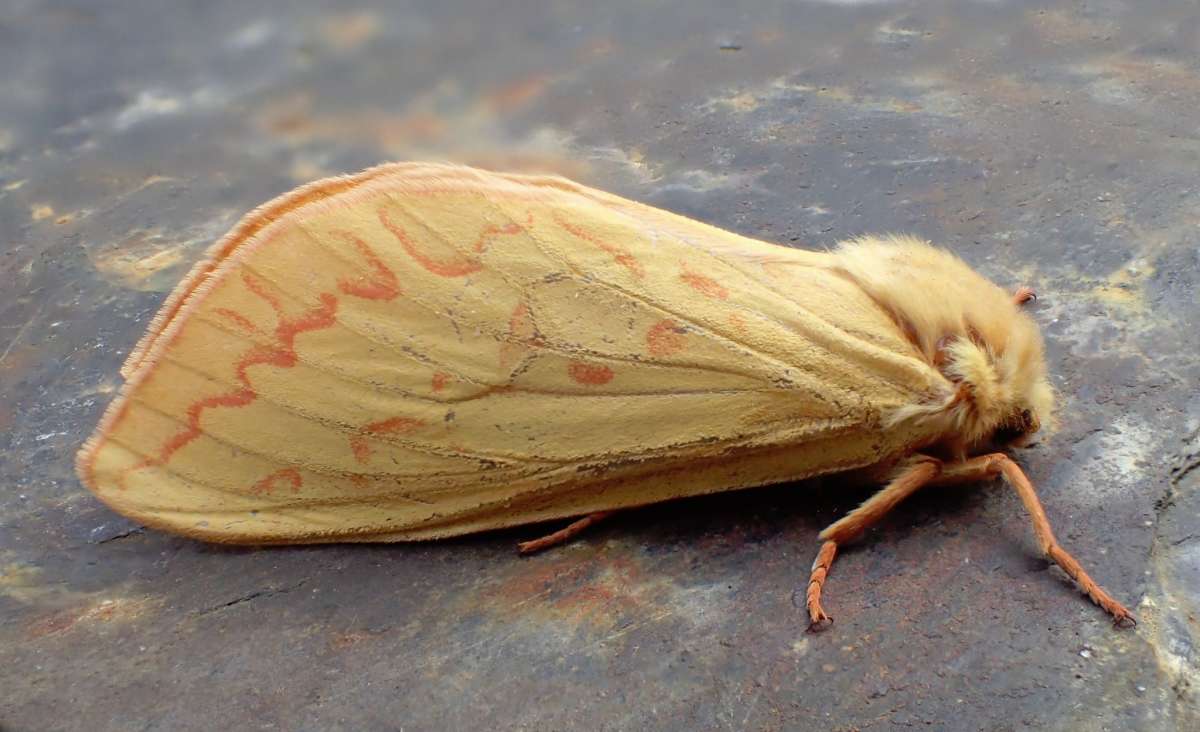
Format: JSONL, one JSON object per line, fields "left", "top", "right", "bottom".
{"left": 119, "top": 162, "right": 463, "bottom": 380}
{"left": 79, "top": 164, "right": 946, "bottom": 543}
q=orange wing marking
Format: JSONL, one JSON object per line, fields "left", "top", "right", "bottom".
{"left": 473, "top": 212, "right": 532, "bottom": 253}
{"left": 499, "top": 301, "right": 540, "bottom": 370}
{"left": 335, "top": 232, "right": 401, "bottom": 300}
{"left": 250, "top": 467, "right": 302, "bottom": 496}
{"left": 646, "top": 318, "right": 687, "bottom": 357}
{"left": 116, "top": 272, "right": 338, "bottom": 490}
{"left": 349, "top": 416, "right": 426, "bottom": 464}
{"left": 552, "top": 212, "right": 644, "bottom": 278}
{"left": 215, "top": 308, "right": 261, "bottom": 336}
{"left": 680, "top": 266, "right": 729, "bottom": 299}
{"left": 378, "top": 205, "right": 483, "bottom": 277}
{"left": 567, "top": 361, "right": 615, "bottom": 385}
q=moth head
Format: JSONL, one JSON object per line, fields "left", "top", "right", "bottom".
{"left": 833, "top": 235, "right": 1057, "bottom": 450}
{"left": 938, "top": 324, "right": 1056, "bottom": 448}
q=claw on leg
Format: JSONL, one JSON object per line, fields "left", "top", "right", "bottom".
{"left": 1046, "top": 544, "right": 1137, "bottom": 627}
{"left": 806, "top": 540, "right": 837, "bottom": 632}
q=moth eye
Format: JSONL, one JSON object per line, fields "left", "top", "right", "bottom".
{"left": 1021, "top": 409, "right": 1032, "bottom": 422}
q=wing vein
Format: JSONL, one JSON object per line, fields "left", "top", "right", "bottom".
{"left": 105, "top": 432, "right": 505, "bottom": 509}
{"left": 150, "top": 353, "right": 558, "bottom": 464}
{"left": 510, "top": 209, "right": 819, "bottom": 386}
{"left": 242, "top": 243, "right": 770, "bottom": 386}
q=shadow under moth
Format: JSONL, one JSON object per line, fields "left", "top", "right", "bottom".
{"left": 77, "top": 162, "right": 1135, "bottom": 630}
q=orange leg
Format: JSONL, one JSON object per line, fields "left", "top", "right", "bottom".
{"left": 935, "top": 454, "right": 1135, "bottom": 626}
{"left": 805, "top": 540, "right": 838, "bottom": 631}
{"left": 517, "top": 511, "right": 615, "bottom": 555}
{"left": 806, "top": 459, "right": 941, "bottom": 631}
{"left": 1013, "top": 286, "right": 1037, "bottom": 306}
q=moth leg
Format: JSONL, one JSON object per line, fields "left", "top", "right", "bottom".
{"left": 517, "top": 511, "right": 615, "bottom": 555}
{"left": 1013, "top": 286, "right": 1037, "bottom": 306}
{"left": 805, "top": 540, "right": 838, "bottom": 631}
{"left": 806, "top": 459, "right": 942, "bottom": 631}
{"left": 935, "top": 454, "right": 1136, "bottom": 627}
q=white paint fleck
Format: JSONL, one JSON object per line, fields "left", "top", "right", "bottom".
{"left": 113, "top": 91, "right": 181, "bottom": 129}
{"left": 113, "top": 87, "right": 228, "bottom": 131}
{"left": 1095, "top": 416, "right": 1155, "bottom": 480}
{"left": 1058, "top": 414, "right": 1158, "bottom": 506}
{"left": 875, "top": 22, "right": 922, "bottom": 42}
{"left": 227, "top": 20, "right": 275, "bottom": 50}
{"left": 657, "top": 168, "right": 761, "bottom": 196}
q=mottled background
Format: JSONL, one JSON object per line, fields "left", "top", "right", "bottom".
{"left": 1, "top": 1, "right": 1197, "bottom": 729}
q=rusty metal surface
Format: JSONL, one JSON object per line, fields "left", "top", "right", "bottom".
{"left": 2, "top": 1, "right": 1197, "bottom": 729}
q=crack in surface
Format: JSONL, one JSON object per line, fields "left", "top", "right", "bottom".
{"left": 94, "top": 527, "right": 145, "bottom": 545}
{"left": 195, "top": 580, "right": 309, "bottom": 616}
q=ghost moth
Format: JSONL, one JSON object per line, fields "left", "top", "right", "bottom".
{"left": 76, "top": 162, "right": 1135, "bottom": 629}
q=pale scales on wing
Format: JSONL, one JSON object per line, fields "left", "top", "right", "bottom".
{"left": 79, "top": 163, "right": 953, "bottom": 542}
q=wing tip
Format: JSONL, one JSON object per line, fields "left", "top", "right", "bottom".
{"left": 119, "top": 162, "right": 476, "bottom": 378}
{"left": 74, "top": 432, "right": 102, "bottom": 494}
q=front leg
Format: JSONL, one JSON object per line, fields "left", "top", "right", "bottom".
{"left": 935, "top": 454, "right": 1135, "bottom": 626}
{"left": 805, "top": 458, "right": 941, "bottom": 630}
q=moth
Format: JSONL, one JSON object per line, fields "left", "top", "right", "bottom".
{"left": 77, "top": 162, "right": 1135, "bottom": 629}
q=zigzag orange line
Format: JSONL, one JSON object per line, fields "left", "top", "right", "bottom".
{"left": 553, "top": 211, "right": 644, "bottom": 278}
{"left": 349, "top": 416, "right": 427, "bottom": 464}
{"left": 117, "top": 275, "right": 339, "bottom": 490}
{"left": 378, "top": 205, "right": 482, "bottom": 277}
{"left": 251, "top": 467, "right": 303, "bottom": 495}
{"left": 109, "top": 211, "right": 523, "bottom": 493}
{"left": 335, "top": 231, "right": 402, "bottom": 300}
{"left": 473, "top": 211, "right": 532, "bottom": 253}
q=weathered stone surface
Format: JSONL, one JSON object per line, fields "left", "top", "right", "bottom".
{"left": 2, "top": 1, "right": 1196, "bottom": 729}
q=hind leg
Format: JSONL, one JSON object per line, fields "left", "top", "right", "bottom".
{"left": 517, "top": 511, "right": 615, "bottom": 555}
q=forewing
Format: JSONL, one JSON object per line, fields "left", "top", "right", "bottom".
{"left": 79, "top": 165, "right": 931, "bottom": 542}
